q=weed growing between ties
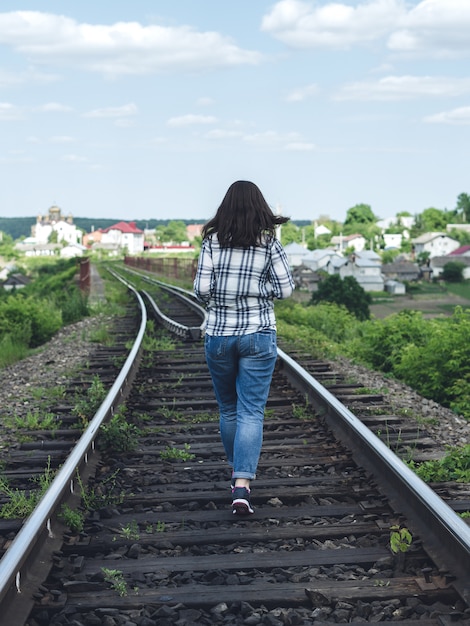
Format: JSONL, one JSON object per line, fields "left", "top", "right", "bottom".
{"left": 390, "top": 524, "right": 413, "bottom": 572}
{"left": 59, "top": 503, "right": 85, "bottom": 534}
{"left": 72, "top": 375, "right": 107, "bottom": 428}
{"left": 291, "top": 397, "right": 312, "bottom": 420}
{"left": 0, "top": 457, "right": 55, "bottom": 518}
{"left": 160, "top": 443, "right": 195, "bottom": 462}
{"left": 89, "top": 322, "right": 114, "bottom": 346}
{"left": 101, "top": 568, "right": 128, "bottom": 597}
{"left": 75, "top": 469, "right": 125, "bottom": 512}
{"left": 118, "top": 519, "right": 140, "bottom": 541}
{"left": 407, "top": 444, "right": 470, "bottom": 482}
{"left": 14, "top": 409, "right": 62, "bottom": 433}
{"left": 30, "top": 384, "right": 67, "bottom": 403}
{"left": 99, "top": 404, "right": 140, "bottom": 452}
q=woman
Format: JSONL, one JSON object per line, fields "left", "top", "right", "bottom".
{"left": 194, "top": 180, "right": 295, "bottom": 515}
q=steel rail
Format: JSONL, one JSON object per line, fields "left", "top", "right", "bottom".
{"left": 0, "top": 270, "right": 147, "bottom": 612}
{"left": 277, "top": 347, "right": 470, "bottom": 603}
{"left": 113, "top": 265, "right": 206, "bottom": 341}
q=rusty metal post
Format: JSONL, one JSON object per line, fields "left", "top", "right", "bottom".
{"left": 79, "top": 257, "right": 90, "bottom": 294}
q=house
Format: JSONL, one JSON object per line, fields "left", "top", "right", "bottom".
{"left": 384, "top": 280, "right": 406, "bottom": 295}
{"left": 32, "top": 205, "right": 82, "bottom": 245}
{"left": 1, "top": 273, "right": 31, "bottom": 291}
{"left": 313, "top": 223, "right": 331, "bottom": 237}
{"left": 60, "top": 243, "right": 87, "bottom": 258}
{"left": 186, "top": 224, "right": 203, "bottom": 241}
{"left": 83, "top": 229, "right": 103, "bottom": 247}
{"left": 448, "top": 244, "right": 470, "bottom": 257}
{"left": 330, "top": 233, "right": 366, "bottom": 253}
{"left": 430, "top": 255, "right": 470, "bottom": 280}
{"left": 291, "top": 264, "right": 320, "bottom": 291}
{"left": 383, "top": 233, "right": 403, "bottom": 249}
{"left": 283, "top": 242, "right": 309, "bottom": 267}
{"left": 301, "top": 248, "right": 342, "bottom": 272}
{"left": 446, "top": 224, "right": 470, "bottom": 235}
{"left": 100, "top": 221, "right": 144, "bottom": 254}
{"left": 411, "top": 232, "right": 460, "bottom": 259}
{"left": 377, "top": 215, "right": 414, "bottom": 231}
{"left": 13, "top": 242, "right": 62, "bottom": 256}
{"left": 328, "top": 252, "right": 384, "bottom": 292}
{"left": 381, "top": 260, "right": 420, "bottom": 282}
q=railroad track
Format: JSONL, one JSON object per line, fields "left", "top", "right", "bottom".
{"left": 0, "top": 266, "right": 469, "bottom": 625}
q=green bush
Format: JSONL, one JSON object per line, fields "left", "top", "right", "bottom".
{"left": 0, "top": 297, "right": 32, "bottom": 344}
{"left": 441, "top": 261, "right": 465, "bottom": 283}
{"left": 0, "top": 333, "right": 29, "bottom": 368}
{"left": 56, "top": 287, "right": 89, "bottom": 324}
{"left": 310, "top": 275, "right": 372, "bottom": 321}
{"left": 344, "top": 309, "right": 430, "bottom": 373}
{"left": 0, "top": 296, "right": 62, "bottom": 348}
{"left": 276, "top": 300, "right": 357, "bottom": 343}
{"left": 393, "top": 307, "right": 470, "bottom": 411}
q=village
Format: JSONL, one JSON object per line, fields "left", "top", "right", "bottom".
{"left": 2, "top": 204, "right": 470, "bottom": 296}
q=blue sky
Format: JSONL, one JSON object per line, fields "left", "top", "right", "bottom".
{"left": 0, "top": 0, "right": 469, "bottom": 224}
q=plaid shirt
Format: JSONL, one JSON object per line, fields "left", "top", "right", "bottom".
{"left": 194, "top": 234, "right": 294, "bottom": 336}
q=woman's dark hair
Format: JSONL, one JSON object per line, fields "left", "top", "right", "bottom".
{"left": 202, "top": 180, "right": 290, "bottom": 247}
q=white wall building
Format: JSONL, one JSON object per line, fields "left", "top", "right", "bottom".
{"left": 32, "top": 205, "right": 82, "bottom": 245}
{"left": 100, "top": 221, "right": 144, "bottom": 254}
{"left": 411, "top": 233, "right": 460, "bottom": 258}
{"left": 330, "top": 233, "right": 366, "bottom": 253}
{"left": 327, "top": 251, "right": 384, "bottom": 292}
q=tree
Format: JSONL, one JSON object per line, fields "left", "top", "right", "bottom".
{"left": 156, "top": 220, "right": 188, "bottom": 244}
{"left": 279, "top": 221, "right": 301, "bottom": 246}
{"left": 310, "top": 274, "right": 371, "bottom": 321}
{"left": 455, "top": 193, "right": 470, "bottom": 223}
{"left": 344, "top": 204, "right": 377, "bottom": 226}
{"left": 418, "top": 207, "right": 450, "bottom": 232}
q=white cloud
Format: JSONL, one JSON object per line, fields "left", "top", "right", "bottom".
{"left": 0, "top": 102, "right": 24, "bottom": 120}
{"left": 424, "top": 106, "right": 470, "bottom": 124}
{"left": 286, "top": 83, "right": 318, "bottom": 102}
{"left": 83, "top": 103, "right": 138, "bottom": 118}
{"left": 37, "top": 102, "right": 74, "bottom": 113}
{"left": 196, "top": 97, "right": 215, "bottom": 107}
{"left": 0, "top": 67, "right": 59, "bottom": 87}
{"left": 0, "top": 11, "right": 263, "bottom": 76}
{"left": 262, "top": 0, "right": 470, "bottom": 57}
{"left": 261, "top": 0, "right": 405, "bottom": 49}
{"left": 388, "top": 0, "right": 470, "bottom": 57}
{"left": 335, "top": 75, "right": 470, "bottom": 101}
{"left": 167, "top": 114, "right": 217, "bottom": 127}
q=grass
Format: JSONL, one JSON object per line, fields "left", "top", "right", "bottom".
{"left": 445, "top": 280, "right": 470, "bottom": 300}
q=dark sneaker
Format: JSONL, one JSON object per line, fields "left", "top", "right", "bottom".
{"left": 232, "top": 487, "right": 254, "bottom": 515}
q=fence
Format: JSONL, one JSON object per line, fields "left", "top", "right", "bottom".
{"left": 124, "top": 256, "right": 198, "bottom": 282}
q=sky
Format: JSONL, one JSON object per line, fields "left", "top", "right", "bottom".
{"left": 0, "top": 0, "right": 469, "bottom": 224}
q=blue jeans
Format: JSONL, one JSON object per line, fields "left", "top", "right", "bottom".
{"left": 204, "top": 330, "right": 278, "bottom": 480}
